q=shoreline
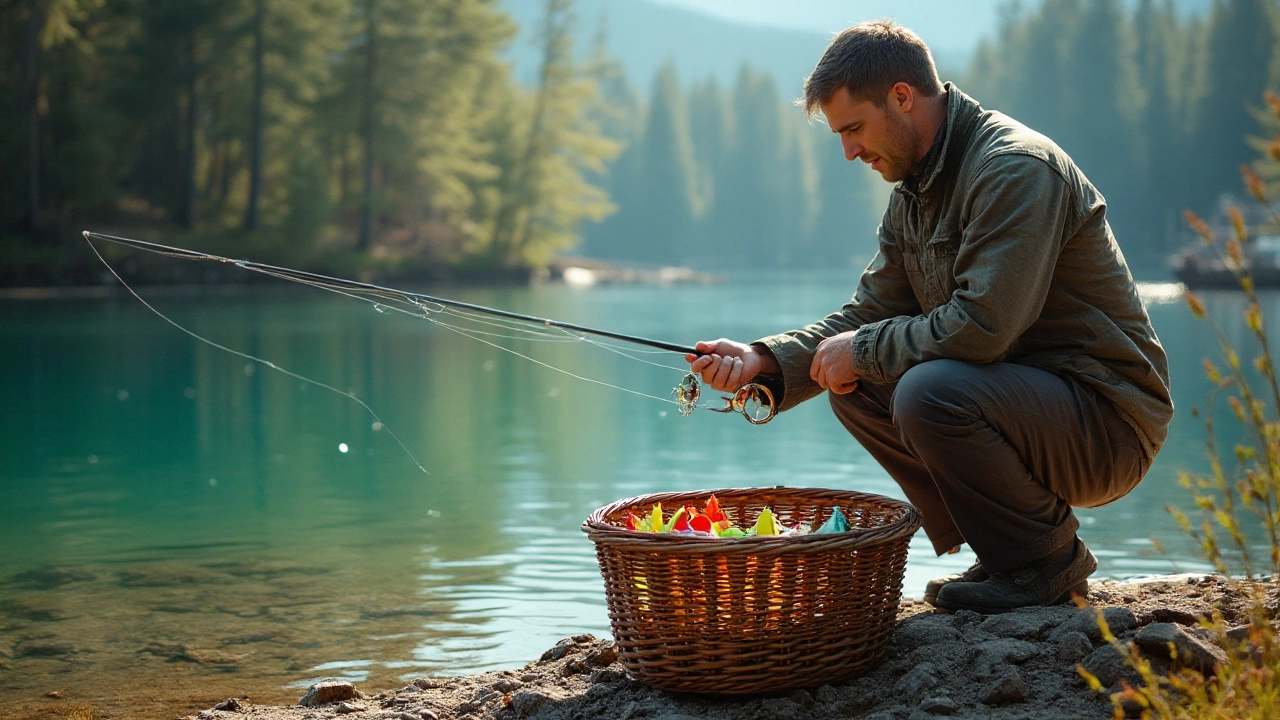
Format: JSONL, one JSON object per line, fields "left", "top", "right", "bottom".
{"left": 151, "top": 573, "right": 1276, "bottom": 720}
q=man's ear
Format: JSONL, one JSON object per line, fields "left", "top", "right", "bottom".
{"left": 889, "top": 82, "right": 914, "bottom": 113}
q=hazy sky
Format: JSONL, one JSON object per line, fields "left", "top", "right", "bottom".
{"left": 650, "top": 0, "right": 1016, "bottom": 59}
{"left": 650, "top": 0, "right": 1212, "bottom": 61}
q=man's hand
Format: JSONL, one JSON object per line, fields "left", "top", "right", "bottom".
{"left": 811, "top": 331, "right": 861, "bottom": 394}
{"left": 685, "top": 339, "right": 779, "bottom": 392}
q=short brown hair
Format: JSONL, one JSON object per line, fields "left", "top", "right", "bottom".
{"left": 801, "top": 20, "right": 943, "bottom": 118}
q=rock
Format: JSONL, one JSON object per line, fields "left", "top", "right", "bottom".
{"left": 212, "top": 697, "right": 243, "bottom": 711}
{"left": 1134, "top": 623, "right": 1228, "bottom": 675}
{"left": 539, "top": 637, "right": 577, "bottom": 662}
{"left": 895, "top": 618, "right": 962, "bottom": 646}
{"left": 419, "top": 711, "right": 438, "bottom": 720}
{"left": 45, "top": 690, "right": 63, "bottom": 698}
{"left": 18, "top": 642, "right": 76, "bottom": 657}
{"left": 12, "top": 566, "right": 97, "bottom": 588}
{"left": 952, "top": 609, "right": 984, "bottom": 626}
{"left": 334, "top": 702, "right": 365, "bottom": 714}
{"left": 299, "top": 680, "right": 360, "bottom": 707}
{"left": 1049, "top": 607, "right": 1137, "bottom": 644}
{"left": 981, "top": 666, "right": 1027, "bottom": 704}
{"left": 972, "top": 638, "right": 1039, "bottom": 674}
{"left": 1081, "top": 645, "right": 1126, "bottom": 687}
{"left": 755, "top": 697, "right": 802, "bottom": 720}
{"left": 509, "top": 687, "right": 571, "bottom": 718}
{"left": 492, "top": 678, "right": 521, "bottom": 693}
{"left": 980, "top": 607, "right": 1073, "bottom": 639}
{"left": 919, "top": 696, "right": 958, "bottom": 714}
{"left": 1055, "top": 631, "right": 1094, "bottom": 663}
{"left": 895, "top": 661, "right": 941, "bottom": 696}
{"left": 590, "top": 667, "right": 626, "bottom": 685}
{"left": 814, "top": 685, "right": 841, "bottom": 704}
{"left": 585, "top": 642, "right": 619, "bottom": 666}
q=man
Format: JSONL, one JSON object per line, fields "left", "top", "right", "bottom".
{"left": 686, "top": 20, "right": 1172, "bottom": 613}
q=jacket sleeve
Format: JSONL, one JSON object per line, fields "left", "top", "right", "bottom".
{"left": 850, "top": 153, "right": 1076, "bottom": 384}
{"left": 753, "top": 205, "right": 922, "bottom": 411}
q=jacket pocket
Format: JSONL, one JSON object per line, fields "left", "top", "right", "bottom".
{"left": 926, "top": 231, "right": 962, "bottom": 305}
{"left": 899, "top": 244, "right": 931, "bottom": 311}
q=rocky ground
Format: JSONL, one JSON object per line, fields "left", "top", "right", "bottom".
{"left": 173, "top": 574, "right": 1278, "bottom": 720}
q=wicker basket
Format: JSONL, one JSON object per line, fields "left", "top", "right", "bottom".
{"left": 582, "top": 487, "right": 921, "bottom": 695}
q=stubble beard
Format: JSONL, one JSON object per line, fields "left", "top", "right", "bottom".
{"left": 877, "top": 111, "right": 925, "bottom": 184}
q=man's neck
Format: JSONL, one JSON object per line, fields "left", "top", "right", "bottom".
{"left": 914, "top": 93, "right": 948, "bottom": 163}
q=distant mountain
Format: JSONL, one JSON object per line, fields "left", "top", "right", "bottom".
{"left": 500, "top": 0, "right": 835, "bottom": 96}
{"left": 501, "top": 0, "right": 1216, "bottom": 94}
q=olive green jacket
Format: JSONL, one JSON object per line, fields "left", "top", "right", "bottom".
{"left": 756, "top": 84, "right": 1173, "bottom": 461}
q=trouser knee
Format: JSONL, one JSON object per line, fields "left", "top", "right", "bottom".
{"left": 890, "top": 360, "right": 973, "bottom": 442}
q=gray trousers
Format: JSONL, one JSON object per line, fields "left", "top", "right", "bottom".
{"left": 829, "top": 359, "right": 1148, "bottom": 573}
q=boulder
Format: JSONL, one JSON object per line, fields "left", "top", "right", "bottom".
{"left": 1049, "top": 607, "right": 1136, "bottom": 644}
{"left": 894, "top": 661, "right": 942, "bottom": 696}
{"left": 895, "top": 617, "right": 962, "bottom": 646}
{"left": 972, "top": 638, "right": 1039, "bottom": 674}
{"left": 980, "top": 606, "right": 1074, "bottom": 640}
{"left": 981, "top": 666, "right": 1027, "bottom": 704}
{"left": 1080, "top": 645, "right": 1126, "bottom": 687}
{"left": 919, "top": 695, "right": 958, "bottom": 715}
{"left": 1055, "top": 631, "right": 1094, "bottom": 663}
{"left": 299, "top": 680, "right": 359, "bottom": 707}
{"left": 1134, "top": 623, "right": 1228, "bottom": 675}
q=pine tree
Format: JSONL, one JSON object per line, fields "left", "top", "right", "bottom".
{"left": 616, "top": 62, "right": 699, "bottom": 264}
{"left": 1133, "top": 0, "right": 1183, "bottom": 250}
{"left": 1058, "top": 0, "right": 1140, "bottom": 240}
{"left": 1195, "top": 0, "right": 1280, "bottom": 209}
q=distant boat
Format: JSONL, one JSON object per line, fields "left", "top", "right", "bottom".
{"left": 1170, "top": 234, "right": 1280, "bottom": 288}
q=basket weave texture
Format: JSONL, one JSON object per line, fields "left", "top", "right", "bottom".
{"left": 582, "top": 487, "right": 921, "bottom": 695}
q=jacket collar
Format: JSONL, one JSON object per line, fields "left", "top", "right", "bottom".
{"left": 899, "top": 82, "right": 982, "bottom": 198}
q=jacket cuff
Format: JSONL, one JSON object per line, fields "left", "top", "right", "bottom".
{"left": 751, "top": 335, "right": 823, "bottom": 412}
{"left": 852, "top": 319, "right": 888, "bottom": 384}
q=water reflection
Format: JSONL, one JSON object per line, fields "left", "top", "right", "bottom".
{"left": 0, "top": 276, "right": 1263, "bottom": 718}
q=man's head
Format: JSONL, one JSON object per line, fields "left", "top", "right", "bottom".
{"left": 802, "top": 21, "right": 945, "bottom": 183}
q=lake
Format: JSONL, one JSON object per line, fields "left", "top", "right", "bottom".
{"left": 0, "top": 270, "right": 1252, "bottom": 718}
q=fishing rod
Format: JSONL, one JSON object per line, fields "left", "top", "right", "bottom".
{"left": 82, "top": 231, "right": 779, "bottom": 424}
{"left": 85, "top": 231, "right": 697, "bottom": 354}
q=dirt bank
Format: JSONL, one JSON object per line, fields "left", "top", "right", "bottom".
{"left": 173, "top": 574, "right": 1277, "bottom": 720}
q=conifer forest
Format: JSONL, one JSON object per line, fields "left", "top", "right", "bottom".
{"left": 2, "top": 0, "right": 1279, "bottom": 283}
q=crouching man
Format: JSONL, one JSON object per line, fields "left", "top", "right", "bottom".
{"left": 687, "top": 20, "right": 1172, "bottom": 613}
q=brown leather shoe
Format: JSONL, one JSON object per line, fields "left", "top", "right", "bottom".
{"left": 933, "top": 538, "right": 1096, "bottom": 614}
{"left": 923, "top": 560, "right": 988, "bottom": 606}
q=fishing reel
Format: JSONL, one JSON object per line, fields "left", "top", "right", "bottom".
{"left": 676, "top": 373, "right": 778, "bottom": 424}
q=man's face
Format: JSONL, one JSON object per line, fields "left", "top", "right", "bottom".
{"left": 821, "top": 85, "right": 923, "bottom": 183}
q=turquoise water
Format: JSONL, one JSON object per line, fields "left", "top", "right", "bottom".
{"left": 0, "top": 272, "right": 1246, "bottom": 717}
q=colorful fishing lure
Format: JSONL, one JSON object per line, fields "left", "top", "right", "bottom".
{"left": 624, "top": 496, "right": 851, "bottom": 538}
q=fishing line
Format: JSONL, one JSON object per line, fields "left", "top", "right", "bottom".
{"left": 84, "top": 237, "right": 431, "bottom": 474}
{"left": 82, "top": 231, "right": 753, "bottom": 472}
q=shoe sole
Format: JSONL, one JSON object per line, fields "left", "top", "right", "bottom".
{"left": 932, "top": 579, "right": 1090, "bottom": 614}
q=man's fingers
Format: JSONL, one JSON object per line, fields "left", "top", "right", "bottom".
{"left": 810, "top": 349, "right": 827, "bottom": 388}
{"left": 831, "top": 380, "right": 858, "bottom": 395}
{"left": 726, "top": 357, "right": 744, "bottom": 390}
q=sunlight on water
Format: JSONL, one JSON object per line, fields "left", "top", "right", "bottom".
{"left": 0, "top": 274, "right": 1248, "bottom": 718}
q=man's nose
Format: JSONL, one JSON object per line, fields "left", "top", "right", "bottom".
{"left": 842, "top": 139, "right": 862, "bottom": 162}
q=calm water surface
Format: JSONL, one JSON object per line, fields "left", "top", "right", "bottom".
{"left": 0, "top": 272, "right": 1249, "bottom": 717}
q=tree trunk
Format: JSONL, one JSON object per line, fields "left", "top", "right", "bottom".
{"left": 243, "top": 0, "right": 265, "bottom": 231}
{"left": 357, "top": 0, "right": 377, "bottom": 250}
{"left": 178, "top": 34, "right": 198, "bottom": 229}
{"left": 22, "top": 0, "right": 44, "bottom": 233}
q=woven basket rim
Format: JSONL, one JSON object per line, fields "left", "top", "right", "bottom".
{"left": 582, "top": 486, "right": 920, "bottom": 553}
